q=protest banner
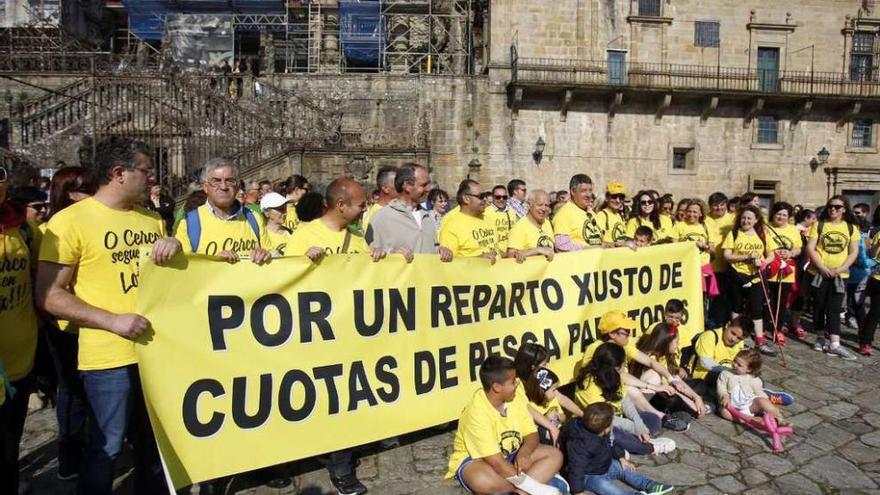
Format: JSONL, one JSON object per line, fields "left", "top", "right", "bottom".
{"left": 135, "top": 243, "right": 703, "bottom": 487}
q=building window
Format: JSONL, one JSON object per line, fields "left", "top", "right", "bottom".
{"left": 672, "top": 147, "right": 694, "bottom": 170}
{"left": 756, "top": 116, "right": 779, "bottom": 144}
{"left": 851, "top": 31, "right": 876, "bottom": 81}
{"left": 638, "top": 0, "right": 662, "bottom": 17}
{"left": 852, "top": 119, "right": 873, "bottom": 148}
{"left": 694, "top": 21, "right": 720, "bottom": 47}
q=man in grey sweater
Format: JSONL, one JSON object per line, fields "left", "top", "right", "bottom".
{"left": 366, "top": 163, "right": 453, "bottom": 261}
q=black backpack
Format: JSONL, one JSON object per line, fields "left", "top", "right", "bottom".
{"left": 679, "top": 329, "right": 718, "bottom": 375}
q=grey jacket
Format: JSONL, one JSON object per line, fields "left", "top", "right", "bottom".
{"left": 366, "top": 198, "right": 439, "bottom": 254}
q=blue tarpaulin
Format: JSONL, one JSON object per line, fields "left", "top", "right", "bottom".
{"left": 339, "top": 0, "right": 384, "bottom": 67}
{"left": 123, "top": 0, "right": 286, "bottom": 40}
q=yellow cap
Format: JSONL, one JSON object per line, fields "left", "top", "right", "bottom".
{"left": 606, "top": 182, "right": 626, "bottom": 195}
{"left": 598, "top": 310, "right": 637, "bottom": 335}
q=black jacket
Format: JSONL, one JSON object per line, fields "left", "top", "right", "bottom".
{"left": 560, "top": 418, "right": 626, "bottom": 493}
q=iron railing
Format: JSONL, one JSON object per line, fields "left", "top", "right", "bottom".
{"left": 510, "top": 52, "right": 880, "bottom": 99}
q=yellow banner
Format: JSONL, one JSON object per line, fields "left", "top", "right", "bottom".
{"left": 136, "top": 243, "right": 703, "bottom": 488}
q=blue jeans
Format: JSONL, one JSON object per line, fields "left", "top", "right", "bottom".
{"left": 584, "top": 459, "right": 658, "bottom": 495}
{"left": 79, "top": 365, "right": 166, "bottom": 495}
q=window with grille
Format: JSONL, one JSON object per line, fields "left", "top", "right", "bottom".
{"left": 638, "top": 0, "right": 662, "bottom": 17}
{"left": 851, "top": 31, "right": 876, "bottom": 81}
{"left": 852, "top": 119, "right": 873, "bottom": 147}
{"left": 756, "top": 116, "right": 779, "bottom": 144}
{"left": 694, "top": 21, "right": 720, "bottom": 47}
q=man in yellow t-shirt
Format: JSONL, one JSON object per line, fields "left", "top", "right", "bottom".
{"left": 690, "top": 319, "right": 746, "bottom": 381}
{"left": 596, "top": 181, "right": 629, "bottom": 246}
{"left": 174, "top": 158, "right": 272, "bottom": 264}
{"left": 439, "top": 180, "right": 498, "bottom": 259}
{"left": 552, "top": 174, "right": 603, "bottom": 251}
{"left": 506, "top": 189, "right": 555, "bottom": 262}
{"left": 0, "top": 171, "right": 40, "bottom": 493}
{"left": 36, "top": 137, "right": 180, "bottom": 493}
{"left": 486, "top": 185, "right": 516, "bottom": 252}
{"left": 362, "top": 165, "right": 397, "bottom": 232}
{"left": 446, "top": 356, "right": 564, "bottom": 494}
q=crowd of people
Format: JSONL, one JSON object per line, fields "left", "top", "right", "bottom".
{"left": 0, "top": 135, "right": 878, "bottom": 495}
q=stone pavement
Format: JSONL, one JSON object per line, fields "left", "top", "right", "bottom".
{"left": 18, "top": 334, "right": 880, "bottom": 495}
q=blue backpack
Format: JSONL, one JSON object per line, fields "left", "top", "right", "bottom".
{"left": 185, "top": 207, "right": 261, "bottom": 252}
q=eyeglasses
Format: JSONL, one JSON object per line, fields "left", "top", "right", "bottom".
{"left": 0, "top": 167, "right": 6, "bottom": 183}
{"left": 27, "top": 202, "right": 48, "bottom": 211}
{"left": 132, "top": 166, "right": 156, "bottom": 176}
{"left": 494, "top": 195, "right": 508, "bottom": 200}
{"left": 608, "top": 194, "right": 625, "bottom": 200}
{"left": 640, "top": 200, "right": 654, "bottom": 205}
{"left": 207, "top": 177, "right": 239, "bottom": 188}
{"left": 827, "top": 204, "right": 845, "bottom": 211}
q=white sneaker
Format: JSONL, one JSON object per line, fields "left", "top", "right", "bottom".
{"left": 827, "top": 343, "right": 858, "bottom": 361}
{"left": 649, "top": 437, "right": 677, "bottom": 455}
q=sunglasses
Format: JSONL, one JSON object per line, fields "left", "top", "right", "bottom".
{"left": 640, "top": 200, "right": 654, "bottom": 205}
{"left": 494, "top": 195, "right": 508, "bottom": 200}
{"left": 608, "top": 194, "right": 625, "bottom": 200}
{"left": 827, "top": 204, "right": 845, "bottom": 211}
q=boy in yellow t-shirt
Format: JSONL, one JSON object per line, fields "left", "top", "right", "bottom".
{"left": 446, "top": 356, "right": 566, "bottom": 494}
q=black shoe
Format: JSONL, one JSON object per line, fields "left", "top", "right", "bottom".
{"left": 331, "top": 474, "right": 368, "bottom": 495}
{"left": 662, "top": 414, "right": 690, "bottom": 432}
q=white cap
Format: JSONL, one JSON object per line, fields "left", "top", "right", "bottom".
{"left": 259, "top": 192, "right": 289, "bottom": 211}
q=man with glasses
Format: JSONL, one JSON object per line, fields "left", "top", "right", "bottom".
{"left": 174, "top": 158, "right": 271, "bottom": 264}
{"left": 552, "top": 174, "right": 603, "bottom": 251}
{"left": 36, "top": 137, "right": 181, "bottom": 494}
{"left": 596, "top": 182, "right": 629, "bottom": 247}
{"left": 439, "top": 180, "right": 497, "bottom": 260}
{"left": 486, "top": 185, "right": 516, "bottom": 253}
{"left": 507, "top": 179, "right": 528, "bottom": 219}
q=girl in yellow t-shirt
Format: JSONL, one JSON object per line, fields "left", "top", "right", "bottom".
{"left": 513, "top": 343, "right": 583, "bottom": 444}
{"left": 574, "top": 343, "right": 658, "bottom": 456}
{"left": 805, "top": 195, "right": 861, "bottom": 358}
{"left": 722, "top": 204, "right": 775, "bottom": 355}
{"left": 763, "top": 202, "right": 802, "bottom": 342}
{"left": 626, "top": 190, "right": 673, "bottom": 242}
{"left": 524, "top": 367, "right": 565, "bottom": 445}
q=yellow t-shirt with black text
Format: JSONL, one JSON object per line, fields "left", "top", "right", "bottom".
{"left": 174, "top": 204, "right": 270, "bottom": 257}
{"left": 288, "top": 219, "right": 369, "bottom": 256}
{"left": 39, "top": 197, "right": 165, "bottom": 371}
{"left": 284, "top": 203, "right": 301, "bottom": 232}
{"left": 0, "top": 226, "right": 37, "bottom": 381}
{"left": 530, "top": 395, "right": 561, "bottom": 417}
{"left": 507, "top": 217, "right": 555, "bottom": 251}
{"left": 692, "top": 328, "right": 743, "bottom": 379}
{"left": 551, "top": 201, "right": 603, "bottom": 247}
{"left": 671, "top": 221, "right": 716, "bottom": 266}
{"left": 707, "top": 213, "right": 735, "bottom": 271}
{"left": 446, "top": 388, "right": 537, "bottom": 477}
{"left": 765, "top": 224, "right": 803, "bottom": 284}
{"left": 486, "top": 207, "right": 516, "bottom": 252}
{"left": 439, "top": 212, "right": 497, "bottom": 257}
{"left": 266, "top": 226, "right": 292, "bottom": 256}
{"left": 581, "top": 339, "right": 639, "bottom": 369}
{"left": 596, "top": 209, "right": 627, "bottom": 244}
{"left": 807, "top": 221, "right": 860, "bottom": 279}
{"left": 721, "top": 230, "right": 767, "bottom": 276}
{"left": 625, "top": 215, "right": 673, "bottom": 242}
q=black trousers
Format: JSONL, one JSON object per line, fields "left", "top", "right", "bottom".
{"left": 0, "top": 374, "right": 33, "bottom": 494}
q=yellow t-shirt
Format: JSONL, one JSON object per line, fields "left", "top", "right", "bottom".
{"left": 0, "top": 225, "right": 38, "bottom": 381}
{"left": 671, "top": 221, "right": 715, "bottom": 266}
{"left": 873, "top": 231, "right": 880, "bottom": 281}
{"left": 287, "top": 219, "right": 369, "bottom": 256}
{"left": 596, "top": 209, "right": 627, "bottom": 244}
{"left": 174, "top": 204, "right": 270, "bottom": 257}
{"left": 551, "top": 201, "right": 603, "bottom": 247}
{"left": 487, "top": 207, "right": 516, "bottom": 252}
{"left": 625, "top": 215, "right": 673, "bottom": 242}
{"left": 529, "top": 395, "right": 561, "bottom": 417}
{"left": 446, "top": 388, "right": 537, "bottom": 477}
{"left": 580, "top": 339, "right": 639, "bottom": 368}
{"left": 266, "top": 226, "right": 292, "bottom": 256}
{"left": 507, "top": 217, "right": 555, "bottom": 251}
{"left": 439, "top": 212, "right": 497, "bottom": 257}
{"left": 721, "top": 230, "right": 768, "bottom": 276}
{"left": 807, "top": 221, "right": 860, "bottom": 279}
{"left": 706, "top": 213, "right": 735, "bottom": 271}
{"left": 691, "top": 328, "right": 744, "bottom": 379}
{"left": 439, "top": 205, "right": 461, "bottom": 230}
{"left": 765, "top": 223, "right": 803, "bottom": 284}
{"left": 284, "top": 203, "right": 301, "bottom": 232}
{"left": 362, "top": 203, "right": 382, "bottom": 232}
{"left": 574, "top": 376, "right": 625, "bottom": 415}
{"left": 39, "top": 197, "right": 166, "bottom": 371}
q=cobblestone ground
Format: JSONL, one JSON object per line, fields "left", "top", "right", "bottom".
{"left": 19, "top": 333, "right": 880, "bottom": 495}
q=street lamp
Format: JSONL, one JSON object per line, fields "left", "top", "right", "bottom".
{"left": 810, "top": 146, "right": 830, "bottom": 172}
{"left": 467, "top": 158, "right": 482, "bottom": 179}
{"left": 533, "top": 137, "right": 546, "bottom": 164}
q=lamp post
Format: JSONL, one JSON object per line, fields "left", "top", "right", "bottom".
{"left": 467, "top": 158, "right": 481, "bottom": 179}
{"left": 810, "top": 146, "right": 830, "bottom": 173}
{"left": 532, "top": 137, "right": 546, "bottom": 164}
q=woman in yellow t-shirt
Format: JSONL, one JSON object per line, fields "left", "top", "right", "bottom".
{"left": 626, "top": 190, "right": 672, "bottom": 242}
{"left": 671, "top": 199, "right": 718, "bottom": 298}
{"left": 574, "top": 343, "right": 657, "bottom": 455}
{"left": 763, "top": 202, "right": 802, "bottom": 341}
{"left": 805, "top": 195, "right": 861, "bottom": 358}
{"left": 861, "top": 227, "right": 880, "bottom": 356}
{"left": 722, "top": 204, "right": 774, "bottom": 355}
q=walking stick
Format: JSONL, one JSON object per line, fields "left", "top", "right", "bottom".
{"left": 757, "top": 263, "right": 788, "bottom": 368}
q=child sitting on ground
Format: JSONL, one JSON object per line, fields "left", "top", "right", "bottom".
{"left": 562, "top": 402, "right": 674, "bottom": 495}
{"left": 525, "top": 367, "right": 566, "bottom": 445}
{"left": 717, "top": 349, "right": 787, "bottom": 425}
